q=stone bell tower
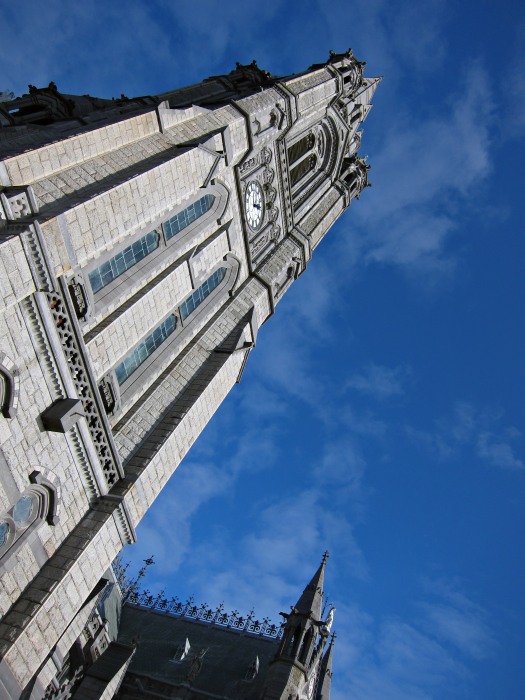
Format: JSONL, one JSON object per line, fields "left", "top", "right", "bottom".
{"left": 0, "top": 50, "right": 379, "bottom": 698}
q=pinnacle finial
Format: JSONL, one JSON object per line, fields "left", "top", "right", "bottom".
{"left": 322, "top": 550, "right": 329, "bottom": 565}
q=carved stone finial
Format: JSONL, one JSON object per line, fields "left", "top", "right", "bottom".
{"left": 322, "top": 550, "right": 329, "bottom": 564}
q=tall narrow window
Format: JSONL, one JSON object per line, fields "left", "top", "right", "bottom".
{"left": 88, "top": 195, "right": 216, "bottom": 295}
{"left": 288, "top": 133, "right": 315, "bottom": 166}
{"left": 179, "top": 267, "right": 226, "bottom": 321}
{"left": 163, "top": 194, "right": 215, "bottom": 241}
{"left": 113, "top": 267, "right": 227, "bottom": 387}
{"left": 88, "top": 230, "right": 160, "bottom": 293}
{"left": 290, "top": 154, "right": 317, "bottom": 187}
{"left": 115, "top": 315, "right": 178, "bottom": 385}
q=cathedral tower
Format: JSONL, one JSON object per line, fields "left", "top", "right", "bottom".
{"left": 262, "top": 553, "right": 334, "bottom": 699}
{"left": 0, "top": 51, "right": 379, "bottom": 698}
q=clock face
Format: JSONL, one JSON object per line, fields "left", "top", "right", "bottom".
{"left": 245, "top": 181, "right": 265, "bottom": 231}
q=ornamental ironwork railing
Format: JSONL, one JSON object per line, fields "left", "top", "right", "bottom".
{"left": 113, "top": 556, "right": 283, "bottom": 639}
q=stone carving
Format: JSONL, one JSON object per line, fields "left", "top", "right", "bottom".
{"left": 268, "top": 206, "right": 279, "bottom": 223}
{"left": 240, "top": 146, "right": 273, "bottom": 175}
{"left": 269, "top": 223, "right": 281, "bottom": 241}
{"left": 260, "top": 145, "right": 272, "bottom": 164}
{"left": 239, "top": 156, "right": 258, "bottom": 174}
{"left": 68, "top": 279, "right": 90, "bottom": 319}
{"left": 47, "top": 290, "right": 122, "bottom": 487}
{"left": 263, "top": 166, "right": 274, "bottom": 184}
{"left": 251, "top": 232, "right": 271, "bottom": 259}
{"left": 323, "top": 607, "right": 335, "bottom": 633}
{"left": 0, "top": 188, "right": 38, "bottom": 221}
{"left": 264, "top": 184, "right": 277, "bottom": 205}
{"left": 187, "top": 649, "right": 208, "bottom": 682}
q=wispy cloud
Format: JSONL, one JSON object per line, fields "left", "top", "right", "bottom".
{"left": 407, "top": 400, "right": 524, "bottom": 471}
{"left": 331, "top": 578, "right": 494, "bottom": 700}
{"left": 345, "top": 363, "right": 409, "bottom": 400}
{"left": 345, "top": 63, "right": 494, "bottom": 276}
{"left": 477, "top": 432, "right": 524, "bottom": 471}
{"left": 418, "top": 577, "right": 495, "bottom": 659}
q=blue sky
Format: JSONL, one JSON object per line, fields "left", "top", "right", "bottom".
{"left": 2, "top": 1, "right": 525, "bottom": 697}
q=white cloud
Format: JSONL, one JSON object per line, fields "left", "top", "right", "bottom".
{"left": 477, "top": 432, "right": 524, "bottom": 471}
{"left": 330, "top": 578, "right": 494, "bottom": 700}
{"left": 335, "top": 62, "right": 495, "bottom": 278}
{"left": 418, "top": 578, "right": 495, "bottom": 660}
{"left": 406, "top": 401, "right": 524, "bottom": 471}
{"left": 418, "top": 602, "right": 493, "bottom": 660}
{"left": 345, "top": 363, "right": 409, "bottom": 400}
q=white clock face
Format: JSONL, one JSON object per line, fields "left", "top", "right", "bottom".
{"left": 245, "top": 181, "right": 265, "bottom": 231}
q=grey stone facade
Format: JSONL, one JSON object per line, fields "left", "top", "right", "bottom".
{"left": 0, "top": 51, "right": 379, "bottom": 698}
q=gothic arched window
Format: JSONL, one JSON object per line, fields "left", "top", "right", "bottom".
{"left": 298, "top": 628, "right": 313, "bottom": 664}
{"left": 0, "top": 482, "right": 57, "bottom": 568}
{"left": 113, "top": 267, "right": 228, "bottom": 387}
{"left": 290, "top": 154, "right": 317, "bottom": 188}
{"left": 88, "top": 195, "right": 216, "bottom": 295}
{"left": 82, "top": 188, "right": 226, "bottom": 320}
{"left": 288, "top": 133, "right": 315, "bottom": 166}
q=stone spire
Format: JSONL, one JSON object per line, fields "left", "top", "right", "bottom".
{"left": 316, "top": 633, "right": 335, "bottom": 700}
{"left": 294, "top": 551, "right": 328, "bottom": 620}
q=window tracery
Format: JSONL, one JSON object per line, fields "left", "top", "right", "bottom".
{"left": 288, "top": 133, "right": 315, "bottom": 166}
{"left": 290, "top": 154, "right": 317, "bottom": 188}
{"left": 286, "top": 122, "right": 335, "bottom": 200}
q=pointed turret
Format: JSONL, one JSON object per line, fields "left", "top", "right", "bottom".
{"left": 316, "top": 633, "right": 335, "bottom": 700}
{"left": 295, "top": 551, "right": 328, "bottom": 620}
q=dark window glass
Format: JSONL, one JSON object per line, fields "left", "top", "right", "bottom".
{"left": 287, "top": 133, "right": 315, "bottom": 166}
{"left": 290, "top": 154, "right": 317, "bottom": 187}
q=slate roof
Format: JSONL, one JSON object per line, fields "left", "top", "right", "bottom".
{"left": 117, "top": 604, "right": 280, "bottom": 698}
